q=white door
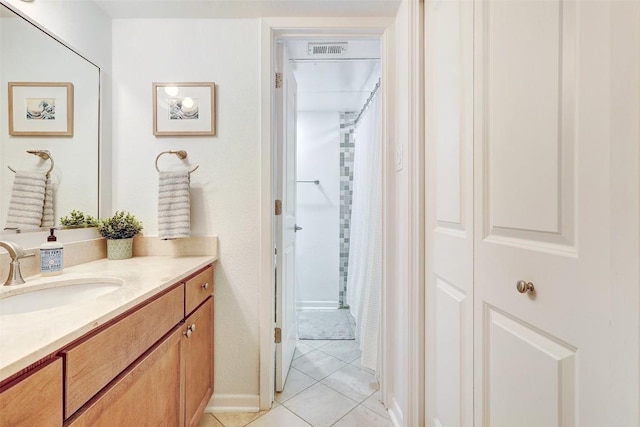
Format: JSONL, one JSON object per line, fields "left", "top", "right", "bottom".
{"left": 275, "top": 43, "right": 298, "bottom": 392}
{"left": 473, "top": 1, "right": 623, "bottom": 425}
{"left": 424, "top": 0, "right": 474, "bottom": 426}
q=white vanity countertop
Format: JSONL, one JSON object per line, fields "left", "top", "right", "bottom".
{"left": 0, "top": 255, "right": 216, "bottom": 381}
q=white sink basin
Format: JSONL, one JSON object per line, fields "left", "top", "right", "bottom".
{"left": 0, "top": 278, "right": 123, "bottom": 315}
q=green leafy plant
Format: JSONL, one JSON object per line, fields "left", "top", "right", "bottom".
{"left": 98, "top": 210, "right": 143, "bottom": 240}
{"left": 59, "top": 210, "right": 99, "bottom": 227}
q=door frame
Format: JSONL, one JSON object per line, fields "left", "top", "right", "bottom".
{"left": 258, "top": 16, "right": 393, "bottom": 410}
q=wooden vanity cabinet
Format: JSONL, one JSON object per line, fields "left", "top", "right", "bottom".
{"left": 61, "top": 264, "right": 214, "bottom": 426}
{"left": 66, "top": 327, "right": 183, "bottom": 427}
{"left": 0, "top": 358, "right": 63, "bottom": 427}
{"left": 62, "top": 284, "right": 185, "bottom": 418}
{"left": 0, "top": 264, "right": 214, "bottom": 427}
{"left": 183, "top": 297, "right": 214, "bottom": 427}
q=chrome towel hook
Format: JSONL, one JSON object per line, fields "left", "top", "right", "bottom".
{"left": 155, "top": 150, "right": 199, "bottom": 175}
{"left": 7, "top": 150, "right": 54, "bottom": 176}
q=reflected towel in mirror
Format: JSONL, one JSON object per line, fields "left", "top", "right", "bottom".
{"left": 158, "top": 170, "right": 191, "bottom": 240}
{"left": 5, "top": 171, "right": 54, "bottom": 230}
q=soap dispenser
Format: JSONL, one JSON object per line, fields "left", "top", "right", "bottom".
{"left": 40, "top": 228, "right": 64, "bottom": 276}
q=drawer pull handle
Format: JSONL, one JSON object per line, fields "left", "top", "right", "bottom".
{"left": 201, "top": 282, "right": 209, "bottom": 290}
{"left": 183, "top": 324, "right": 196, "bottom": 338}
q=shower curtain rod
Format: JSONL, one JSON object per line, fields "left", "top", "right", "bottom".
{"left": 352, "top": 78, "right": 381, "bottom": 125}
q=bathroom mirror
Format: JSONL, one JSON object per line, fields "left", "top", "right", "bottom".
{"left": 0, "top": 4, "right": 100, "bottom": 234}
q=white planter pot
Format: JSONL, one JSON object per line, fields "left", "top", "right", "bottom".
{"left": 107, "top": 238, "right": 133, "bottom": 260}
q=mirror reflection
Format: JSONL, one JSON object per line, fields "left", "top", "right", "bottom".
{"left": 0, "top": 4, "right": 100, "bottom": 232}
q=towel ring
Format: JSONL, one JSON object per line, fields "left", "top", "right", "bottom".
{"left": 155, "top": 150, "right": 199, "bottom": 175}
{"left": 7, "top": 150, "right": 55, "bottom": 177}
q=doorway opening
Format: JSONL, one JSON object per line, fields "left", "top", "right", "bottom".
{"left": 273, "top": 35, "right": 384, "bottom": 412}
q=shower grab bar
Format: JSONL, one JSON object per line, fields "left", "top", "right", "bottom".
{"left": 297, "top": 180, "right": 320, "bottom": 185}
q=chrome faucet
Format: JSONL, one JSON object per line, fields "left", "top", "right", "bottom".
{"left": 0, "top": 241, "right": 35, "bottom": 286}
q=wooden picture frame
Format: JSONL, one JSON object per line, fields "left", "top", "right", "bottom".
{"left": 8, "top": 82, "right": 74, "bottom": 136}
{"left": 153, "top": 82, "right": 216, "bottom": 136}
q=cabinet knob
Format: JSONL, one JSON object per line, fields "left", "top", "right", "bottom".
{"left": 516, "top": 280, "right": 535, "bottom": 294}
{"left": 201, "top": 282, "right": 209, "bottom": 290}
{"left": 183, "top": 324, "right": 196, "bottom": 338}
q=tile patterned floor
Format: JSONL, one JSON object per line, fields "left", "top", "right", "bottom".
{"left": 198, "top": 340, "right": 392, "bottom": 427}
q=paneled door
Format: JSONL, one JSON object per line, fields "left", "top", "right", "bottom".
{"left": 473, "top": 1, "right": 618, "bottom": 425}
{"left": 274, "top": 42, "right": 298, "bottom": 392}
{"left": 424, "top": 0, "right": 474, "bottom": 426}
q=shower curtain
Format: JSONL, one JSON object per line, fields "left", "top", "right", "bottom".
{"left": 347, "top": 92, "right": 382, "bottom": 371}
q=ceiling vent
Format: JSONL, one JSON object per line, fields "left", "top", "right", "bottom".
{"left": 308, "top": 42, "right": 348, "bottom": 56}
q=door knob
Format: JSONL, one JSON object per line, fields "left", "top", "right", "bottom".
{"left": 294, "top": 225, "right": 303, "bottom": 232}
{"left": 516, "top": 280, "right": 535, "bottom": 294}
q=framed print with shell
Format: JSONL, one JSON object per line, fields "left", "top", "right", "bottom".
{"left": 8, "top": 82, "right": 74, "bottom": 136}
{"left": 153, "top": 82, "right": 216, "bottom": 136}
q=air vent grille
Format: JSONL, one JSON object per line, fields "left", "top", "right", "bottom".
{"left": 308, "top": 42, "right": 348, "bottom": 56}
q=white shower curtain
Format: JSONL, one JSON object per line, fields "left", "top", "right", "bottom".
{"left": 347, "top": 92, "right": 382, "bottom": 371}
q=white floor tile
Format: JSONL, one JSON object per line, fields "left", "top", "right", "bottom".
{"left": 298, "top": 339, "right": 333, "bottom": 349}
{"left": 349, "top": 357, "right": 375, "bottom": 375}
{"left": 333, "top": 405, "right": 394, "bottom": 427}
{"left": 294, "top": 342, "right": 315, "bottom": 359}
{"left": 321, "top": 364, "right": 379, "bottom": 402}
{"left": 291, "top": 349, "right": 346, "bottom": 380}
{"left": 319, "top": 340, "right": 362, "bottom": 363}
{"left": 246, "top": 405, "right": 311, "bottom": 427}
{"left": 275, "top": 368, "right": 316, "bottom": 403}
{"left": 197, "top": 413, "right": 224, "bottom": 427}
{"left": 213, "top": 411, "right": 268, "bottom": 427}
{"left": 361, "top": 391, "right": 391, "bottom": 420}
{"left": 283, "top": 383, "right": 358, "bottom": 427}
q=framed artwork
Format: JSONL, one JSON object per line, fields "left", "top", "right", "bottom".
{"left": 8, "top": 82, "right": 74, "bottom": 136}
{"left": 153, "top": 82, "right": 216, "bottom": 136}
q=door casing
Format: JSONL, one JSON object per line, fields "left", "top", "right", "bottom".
{"left": 258, "top": 17, "right": 393, "bottom": 410}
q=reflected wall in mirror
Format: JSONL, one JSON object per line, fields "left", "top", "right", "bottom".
{"left": 0, "top": 4, "right": 99, "bottom": 232}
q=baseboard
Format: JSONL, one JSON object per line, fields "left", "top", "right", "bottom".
{"left": 387, "top": 396, "right": 403, "bottom": 427}
{"left": 205, "top": 393, "right": 260, "bottom": 413}
{"left": 296, "top": 300, "right": 340, "bottom": 310}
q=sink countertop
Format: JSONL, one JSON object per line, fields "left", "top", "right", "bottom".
{"left": 0, "top": 255, "right": 216, "bottom": 382}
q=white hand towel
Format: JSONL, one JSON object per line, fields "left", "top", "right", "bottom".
{"left": 5, "top": 171, "right": 48, "bottom": 230}
{"left": 41, "top": 175, "right": 55, "bottom": 228}
{"left": 158, "top": 170, "right": 191, "bottom": 240}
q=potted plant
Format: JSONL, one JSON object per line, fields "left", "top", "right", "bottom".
{"left": 59, "top": 210, "right": 99, "bottom": 228}
{"left": 98, "top": 210, "right": 143, "bottom": 260}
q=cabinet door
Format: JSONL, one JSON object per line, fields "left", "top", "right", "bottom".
{"left": 0, "top": 358, "right": 62, "bottom": 427}
{"left": 67, "top": 326, "right": 183, "bottom": 427}
{"left": 63, "top": 284, "right": 184, "bottom": 417}
{"left": 183, "top": 296, "right": 214, "bottom": 427}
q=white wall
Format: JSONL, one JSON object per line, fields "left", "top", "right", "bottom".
{"left": 0, "top": 17, "right": 100, "bottom": 228}
{"left": 112, "top": 19, "right": 262, "bottom": 408}
{"left": 0, "top": 0, "right": 111, "bottom": 70}
{"left": 0, "top": 0, "right": 113, "bottom": 243}
{"left": 295, "top": 111, "right": 340, "bottom": 308}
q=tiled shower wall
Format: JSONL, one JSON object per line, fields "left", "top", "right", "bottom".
{"left": 339, "top": 112, "right": 357, "bottom": 308}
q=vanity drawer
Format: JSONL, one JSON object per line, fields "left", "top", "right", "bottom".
{"left": 62, "top": 285, "right": 184, "bottom": 418}
{"left": 185, "top": 265, "right": 213, "bottom": 315}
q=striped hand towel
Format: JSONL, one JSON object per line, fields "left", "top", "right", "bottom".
{"left": 5, "top": 171, "right": 49, "bottom": 230}
{"left": 42, "top": 175, "right": 55, "bottom": 227}
{"left": 158, "top": 170, "right": 191, "bottom": 240}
